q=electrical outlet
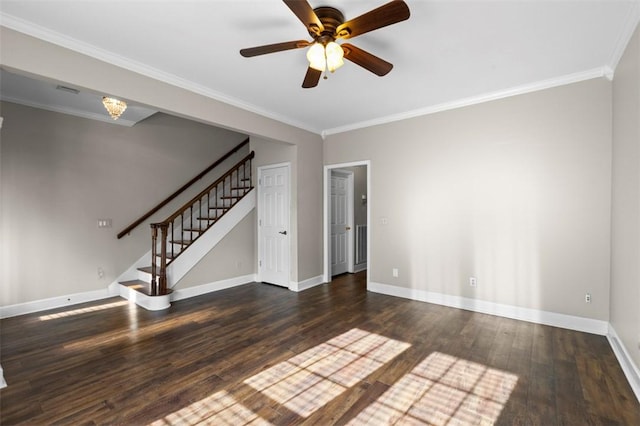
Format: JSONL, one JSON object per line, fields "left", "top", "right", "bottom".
{"left": 469, "top": 277, "right": 477, "bottom": 287}
{"left": 97, "top": 219, "right": 112, "bottom": 228}
{"left": 97, "top": 267, "right": 105, "bottom": 279}
{"left": 585, "top": 293, "right": 591, "bottom": 303}
{"left": 392, "top": 268, "right": 399, "bottom": 278}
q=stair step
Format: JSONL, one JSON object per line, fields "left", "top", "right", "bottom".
{"left": 170, "top": 239, "right": 193, "bottom": 245}
{"left": 120, "top": 279, "right": 154, "bottom": 296}
{"left": 155, "top": 252, "right": 178, "bottom": 259}
{"left": 120, "top": 279, "right": 148, "bottom": 289}
{"left": 138, "top": 266, "right": 152, "bottom": 274}
{"left": 137, "top": 263, "right": 179, "bottom": 272}
{"left": 183, "top": 228, "right": 206, "bottom": 233}
{"left": 209, "top": 207, "right": 229, "bottom": 210}
{"left": 220, "top": 196, "right": 241, "bottom": 200}
{"left": 197, "top": 216, "right": 221, "bottom": 222}
{"left": 120, "top": 279, "right": 172, "bottom": 297}
{"left": 231, "top": 186, "right": 251, "bottom": 191}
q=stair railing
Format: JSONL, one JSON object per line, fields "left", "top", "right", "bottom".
{"left": 150, "top": 151, "right": 254, "bottom": 296}
{"left": 117, "top": 137, "right": 250, "bottom": 239}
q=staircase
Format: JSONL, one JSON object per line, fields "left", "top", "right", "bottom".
{"left": 117, "top": 148, "right": 255, "bottom": 310}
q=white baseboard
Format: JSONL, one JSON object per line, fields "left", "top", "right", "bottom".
{"left": 0, "top": 288, "right": 113, "bottom": 319}
{"left": 0, "top": 364, "right": 6, "bottom": 389}
{"left": 0, "top": 274, "right": 257, "bottom": 319}
{"left": 289, "top": 275, "right": 325, "bottom": 292}
{"left": 352, "top": 263, "right": 367, "bottom": 273}
{"left": 368, "top": 281, "right": 609, "bottom": 335}
{"left": 119, "top": 286, "right": 171, "bottom": 311}
{"left": 171, "top": 274, "right": 257, "bottom": 302}
{"left": 607, "top": 324, "right": 640, "bottom": 403}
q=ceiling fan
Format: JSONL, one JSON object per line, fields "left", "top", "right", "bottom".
{"left": 240, "top": 0, "right": 410, "bottom": 88}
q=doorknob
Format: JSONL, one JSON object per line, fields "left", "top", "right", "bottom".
{"left": 346, "top": 226, "right": 351, "bottom": 231}
{"left": 279, "top": 230, "right": 287, "bottom": 235}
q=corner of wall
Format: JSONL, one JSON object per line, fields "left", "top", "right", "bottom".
{"left": 608, "top": 324, "right": 640, "bottom": 403}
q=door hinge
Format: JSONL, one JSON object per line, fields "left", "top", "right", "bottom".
{"left": 259, "top": 219, "right": 262, "bottom": 226}
{"left": 259, "top": 260, "right": 262, "bottom": 267}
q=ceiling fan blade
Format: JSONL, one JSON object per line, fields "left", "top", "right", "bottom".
{"left": 283, "top": 0, "right": 324, "bottom": 36}
{"left": 240, "top": 40, "right": 310, "bottom": 57}
{"left": 342, "top": 43, "right": 393, "bottom": 76}
{"left": 302, "top": 67, "right": 322, "bottom": 88}
{"left": 335, "top": 0, "right": 410, "bottom": 40}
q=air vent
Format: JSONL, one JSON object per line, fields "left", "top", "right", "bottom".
{"left": 55, "top": 85, "right": 80, "bottom": 95}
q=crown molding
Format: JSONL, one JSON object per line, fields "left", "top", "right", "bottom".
{"left": 607, "top": 1, "right": 640, "bottom": 78}
{"left": 322, "top": 67, "right": 608, "bottom": 136}
{"left": 2, "top": 95, "right": 139, "bottom": 127}
{"left": 2, "top": 6, "right": 635, "bottom": 138}
{"left": 0, "top": 13, "right": 322, "bottom": 135}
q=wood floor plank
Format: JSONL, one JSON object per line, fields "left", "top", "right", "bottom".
{"left": 1, "top": 272, "right": 639, "bottom": 425}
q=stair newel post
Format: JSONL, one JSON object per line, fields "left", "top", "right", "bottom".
{"left": 158, "top": 223, "right": 169, "bottom": 295}
{"left": 151, "top": 224, "right": 158, "bottom": 295}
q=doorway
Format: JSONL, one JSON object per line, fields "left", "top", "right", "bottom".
{"left": 324, "top": 161, "right": 370, "bottom": 283}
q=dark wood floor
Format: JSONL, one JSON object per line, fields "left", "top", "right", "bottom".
{"left": 1, "top": 272, "right": 639, "bottom": 425}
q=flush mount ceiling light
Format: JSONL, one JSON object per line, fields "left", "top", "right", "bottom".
{"left": 240, "top": 0, "right": 410, "bottom": 88}
{"left": 102, "top": 96, "right": 127, "bottom": 120}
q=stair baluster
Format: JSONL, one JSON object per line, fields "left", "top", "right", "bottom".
{"left": 148, "top": 151, "right": 254, "bottom": 296}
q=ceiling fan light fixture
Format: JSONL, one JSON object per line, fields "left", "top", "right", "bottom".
{"left": 102, "top": 96, "right": 127, "bottom": 120}
{"left": 325, "top": 41, "right": 344, "bottom": 72}
{"left": 306, "top": 42, "right": 326, "bottom": 72}
{"left": 307, "top": 41, "right": 344, "bottom": 73}
{"left": 239, "top": 0, "right": 410, "bottom": 88}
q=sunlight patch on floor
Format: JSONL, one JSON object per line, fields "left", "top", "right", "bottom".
{"left": 38, "top": 300, "right": 129, "bottom": 321}
{"left": 348, "top": 351, "right": 518, "bottom": 425}
{"left": 245, "top": 328, "right": 411, "bottom": 418}
{"left": 151, "top": 328, "right": 410, "bottom": 425}
{"left": 63, "top": 308, "right": 218, "bottom": 351}
{"left": 150, "top": 390, "right": 272, "bottom": 426}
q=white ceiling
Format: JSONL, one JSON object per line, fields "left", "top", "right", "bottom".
{"left": 0, "top": 69, "right": 158, "bottom": 127}
{"left": 1, "top": 1, "right": 639, "bottom": 135}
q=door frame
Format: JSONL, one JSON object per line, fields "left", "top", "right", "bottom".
{"left": 330, "top": 169, "right": 355, "bottom": 276}
{"left": 257, "top": 162, "right": 291, "bottom": 287}
{"left": 323, "top": 160, "right": 371, "bottom": 285}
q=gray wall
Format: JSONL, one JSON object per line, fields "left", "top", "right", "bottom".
{"left": 325, "top": 78, "right": 612, "bottom": 321}
{"left": 0, "top": 101, "right": 249, "bottom": 305}
{"left": 611, "top": 24, "right": 640, "bottom": 369}
{"left": 176, "top": 212, "right": 255, "bottom": 288}
{"left": 0, "top": 27, "right": 325, "bottom": 302}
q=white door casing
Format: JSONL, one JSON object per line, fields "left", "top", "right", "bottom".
{"left": 258, "top": 164, "right": 290, "bottom": 287}
{"left": 331, "top": 171, "right": 353, "bottom": 276}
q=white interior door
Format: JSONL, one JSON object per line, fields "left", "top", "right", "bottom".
{"left": 258, "top": 165, "right": 290, "bottom": 287}
{"left": 331, "top": 171, "right": 352, "bottom": 276}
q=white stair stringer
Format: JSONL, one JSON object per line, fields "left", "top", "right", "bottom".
{"left": 113, "top": 189, "right": 255, "bottom": 310}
